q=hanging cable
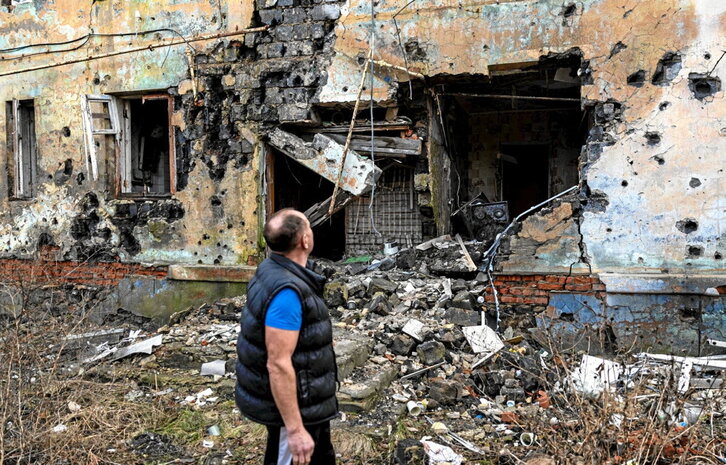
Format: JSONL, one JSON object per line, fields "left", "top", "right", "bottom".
{"left": 368, "top": 0, "right": 382, "bottom": 241}
{"left": 0, "top": 28, "right": 198, "bottom": 62}
{"left": 392, "top": 0, "right": 417, "bottom": 99}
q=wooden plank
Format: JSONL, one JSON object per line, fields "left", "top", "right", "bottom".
{"left": 328, "top": 134, "right": 422, "bottom": 157}
{"left": 455, "top": 234, "right": 478, "bottom": 272}
{"left": 302, "top": 123, "right": 411, "bottom": 134}
{"left": 305, "top": 191, "right": 355, "bottom": 227}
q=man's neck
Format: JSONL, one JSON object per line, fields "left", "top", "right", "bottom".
{"left": 277, "top": 250, "right": 308, "bottom": 268}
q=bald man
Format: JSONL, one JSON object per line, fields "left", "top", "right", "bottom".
{"left": 235, "top": 209, "right": 338, "bottom": 465}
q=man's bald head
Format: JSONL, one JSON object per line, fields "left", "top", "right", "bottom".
{"left": 264, "top": 208, "right": 308, "bottom": 253}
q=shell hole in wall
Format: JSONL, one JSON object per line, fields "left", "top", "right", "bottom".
{"left": 687, "top": 245, "right": 703, "bottom": 257}
{"left": 435, "top": 55, "right": 587, "bottom": 237}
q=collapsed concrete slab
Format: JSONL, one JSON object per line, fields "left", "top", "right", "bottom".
{"left": 268, "top": 128, "right": 381, "bottom": 197}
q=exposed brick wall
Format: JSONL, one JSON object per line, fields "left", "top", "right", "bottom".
{"left": 0, "top": 249, "right": 167, "bottom": 287}
{"left": 485, "top": 274, "right": 606, "bottom": 305}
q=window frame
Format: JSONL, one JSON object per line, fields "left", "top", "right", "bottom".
{"left": 7, "top": 99, "right": 38, "bottom": 200}
{"left": 81, "top": 94, "right": 120, "bottom": 181}
{"left": 81, "top": 93, "right": 176, "bottom": 198}
{"left": 116, "top": 93, "right": 176, "bottom": 198}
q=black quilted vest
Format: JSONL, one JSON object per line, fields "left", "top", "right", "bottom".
{"left": 235, "top": 254, "right": 338, "bottom": 426}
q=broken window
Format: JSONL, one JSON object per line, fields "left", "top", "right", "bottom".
{"left": 81, "top": 94, "right": 119, "bottom": 182}
{"left": 5, "top": 99, "right": 37, "bottom": 199}
{"left": 118, "top": 95, "right": 174, "bottom": 196}
{"left": 81, "top": 94, "right": 175, "bottom": 196}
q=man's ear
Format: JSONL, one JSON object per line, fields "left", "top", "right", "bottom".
{"left": 301, "top": 231, "right": 310, "bottom": 250}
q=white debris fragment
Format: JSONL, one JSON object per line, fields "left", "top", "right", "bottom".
{"left": 421, "top": 437, "right": 464, "bottom": 465}
{"left": 182, "top": 388, "right": 216, "bottom": 406}
{"left": 52, "top": 424, "right": 68, "bottom": 433}
{"left": 402, "top": 319, "right": 426, "bottom": 342}
{"left": 570, "top": 355, "right": 623, "bottom": 397}
{"left": 67, "top": 401, "right": 81, "bottom": 413}
{"left": 200, "top": 359, "right": 227, "bottom": 376}
{"left": 111, "top": 335, "right": 163, "bottom": 361}
{"left": 462, "top": 325, "right": 504, "bottom": 355}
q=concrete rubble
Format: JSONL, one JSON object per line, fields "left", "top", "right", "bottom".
{"left": 28, "top": 236, "right": 724, "bottom": 464}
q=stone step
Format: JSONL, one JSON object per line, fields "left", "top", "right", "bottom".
{"left": 337, "top": 357, "right": 399, "bottom": 412}
{"left": 334, "top": 330, "right": 374, "bottom": 380}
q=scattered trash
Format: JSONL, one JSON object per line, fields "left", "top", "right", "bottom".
{"left": 402, "top": 319, "right": 426, "bottom": 342}
{"left": 207, "top": 425, "right": 221, "bottom": 436}
{"left": 570, "top": 355, "right": 623, "bottom": 397}
{"left": 200, "top": 359, "right": 227, "bottom": 376}
{"left": 52, "top": 424, "right": 67, "bottom": 433}
{"left": 462, "top": 324, "right": 504, "bottom": 354}
{"left": 420, "top": 438, "right": 464, "bottom": 465}
{"left": 182, "top": 388, "right": 218, "bottom": 406}
{"left": 110, "top": 335, "right": 163, "bottom": 361}
{"left": 407, "top": 400, "right": 423, "bottom": 416}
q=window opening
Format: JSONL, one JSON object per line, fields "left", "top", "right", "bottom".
{"left": 119, "top": 96, "right": 173, "bottom": 196}
{"left": 271, "top": 148, "right": 347, "bottom": 260}
{"left": 81, "top": 93, "right": 175, "bottom": 196}
{"left": 5, "top": 99, "right": 37, "bottom": 199}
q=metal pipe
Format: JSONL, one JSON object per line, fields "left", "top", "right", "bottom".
{"left": 439, "top": 92, "right": 581, "bottom": 103}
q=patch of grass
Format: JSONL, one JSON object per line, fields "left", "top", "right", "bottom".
{"left": 332, "top": 429, "right": 380, "bottom": 462}
{"left": 154, "top": 408, "right": 209, "bottom": 445}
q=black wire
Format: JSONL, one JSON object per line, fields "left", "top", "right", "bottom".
{"left": 0, "top": 28, "right": 197, "bottom": 59}
{"left": 392, "top": 0, "right": 417, "bottom": 99}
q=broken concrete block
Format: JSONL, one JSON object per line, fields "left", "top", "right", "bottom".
{"left": 268, "top": 129, "right": 381, "bottom": 196}
{"left": 443, "top": 307, "right": 480, "bottom": 326}
{"left": 258, "top": 8, "right": 282, "bottom": 25}
{"left": 452, "top": 290, "right": 475, "bottom": 310}
{"left": 367, "top": 277, "right": 399, "bottom": 295}
{"left": 417, "top": 340, "right": 446, "bottom": 365}
{"left": 324, "top": 281, "right": 348, "bottom": 307}
{"left": 390, "top": 334, "right": 416, "bottom": 356}
{"left": 277, "top": 103, "right": 310, "bottom": 122}
{"left": 428, "top": 379, "right": 459, "bottom": 405}
{"left": 335, "top": 334, "right": 373, "bottom": 380}
{"left": 367, "top": 293, "right": 392, "bottom": 315}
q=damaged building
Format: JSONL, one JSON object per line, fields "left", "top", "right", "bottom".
{"left": 0, "top": 0, "right": 724, "bottom": 353}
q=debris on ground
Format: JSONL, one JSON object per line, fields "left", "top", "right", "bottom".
{"left": 2, "top": 235, "right": 725, "bottom": 464}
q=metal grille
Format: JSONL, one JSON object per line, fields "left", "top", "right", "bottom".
{"left": 345, "top": 166, "right": 422, "bottom": 255}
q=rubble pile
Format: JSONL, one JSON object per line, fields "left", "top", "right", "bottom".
{"left": 3, "top": 237, "right": 724, "bottom": 464}
{"left": 317, "top": 240, "right": 726, "bottom": 464}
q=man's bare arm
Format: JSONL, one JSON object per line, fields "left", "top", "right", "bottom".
{"left": 266, "top": 326, "right": 314, "bottom": 465}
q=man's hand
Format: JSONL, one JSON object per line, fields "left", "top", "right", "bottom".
{"left": 288, "top": 427, "right": 315, "bottom": 465}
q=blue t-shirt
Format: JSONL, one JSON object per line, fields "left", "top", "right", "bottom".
{"left": 264, "top": 287, "right": 303, "bottom": 331}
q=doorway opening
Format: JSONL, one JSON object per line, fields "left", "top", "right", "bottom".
{"left": 269, "top": 148, "right": 346, "bottom": 260}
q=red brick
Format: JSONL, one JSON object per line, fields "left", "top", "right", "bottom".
{"left": 537, "top": 282, "right": 565, "bottom": 291}
{"left": 565, "top": 284, "right": 593, "bottom": 292}
{"left": 530, "top": 297, "right": 550, "bottom": 305}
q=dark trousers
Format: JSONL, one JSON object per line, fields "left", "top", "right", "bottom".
{"left": 264, "top": 421, "right": 336, "bottom": 465}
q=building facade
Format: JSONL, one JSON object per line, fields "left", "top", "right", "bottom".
{"left": 1, "top": 0, "right": 724, "bottom": 351}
